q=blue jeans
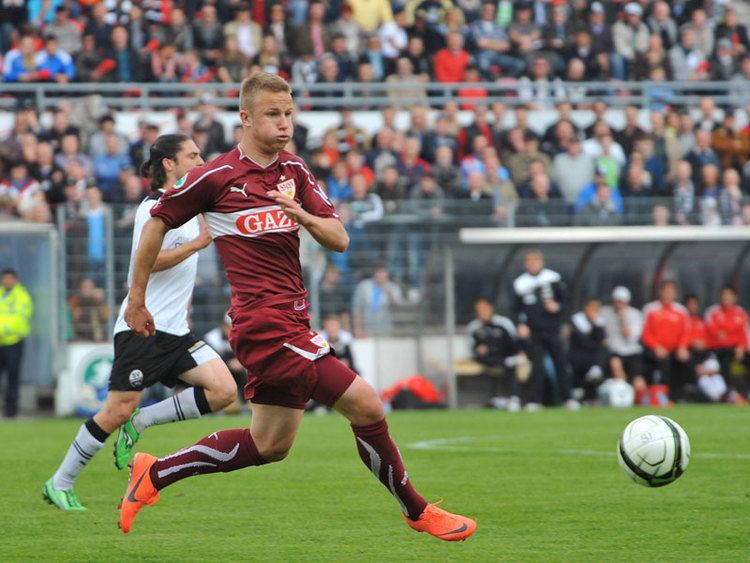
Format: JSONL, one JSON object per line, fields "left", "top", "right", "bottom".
{"left": 476, "top": 51, "right": 526, "bottom": 78}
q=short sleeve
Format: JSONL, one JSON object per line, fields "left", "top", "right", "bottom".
{"left": 293, "top": 161, "right": 339, "bottom": 220}
{"left": 150, "top": 165, "right": 224, "bottom": 228}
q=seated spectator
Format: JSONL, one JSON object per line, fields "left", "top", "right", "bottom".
{"left": 320, "top": 314, "right": 358, "bottom": 373}
{"left": 193, "top": 97, "right": 227, "bottom": 157}
{"left": 3, "top": 35, "right": 45, "bottom": 83}
{"left": 467, "top": 297, "right": 526, "bottom": 410}
{"left": 88, "top": 115, "right": 128, "bottom": 159}
{"left": 711, "top": 37, "right": 740, "bottom": 81}
{"left": 150, "top": 43, "right": 180, "bottom": 84}
{"left": 374, "top": 165, "right": 406, "bottom": 214}
{"left": 684, "top": 8, "right": 714, "bottom": 58}
{"left": 398, "top": 137, "right": 431, "bottom": 186}
{"left": 46, "top": 6, "right": 82, "bottom": 56}
{"left": 457, "top": 170, "right": 494, "bottom": 217}
{"left": 718, "top": 168, "right": 744, "bottom": 226}
{"left": 410, "top": 171, "right": 445, "bottom": 217}
{"left": 0, "top": 161, "right": 41, "bottom": 217}
{"left": 404, "top": 35, "right": 432, "bottom": 80}
{"left": 217, "top": 37, "right": 252, "bottom": 84}
{"left": 433, "top": 31, "right": 470, "bottom": 83}
{"left": 32, "top": 141, "right": 66, "bottom": 205}
{"left": 326, "top": 160, "right": 353, "bottom": 204}
{"left": 517, "top": 172, "right": 569, "bottom": 227}
{"left": 615, "top": 105, "right": 646, "bottom": 157}
{"left": 620, "top": 162, "right": 653, "bottom": 198}
{"left": 101, "top": 25, "right": 145, "bottom": 83}
{"left": 575, "top": 182, "right": 622, "bottom": 226}
{"left": 179, "top": 49, "right": 214, "bottom": 84}
{"left": 224, "top": 3, "right": 262, "bottom": 60}
{"left": 601, "top": 286, "right": 645, "bottom": 395}
{"left": 69, "top": 277, "right": 108, "bottom": 342}
{"left": 348, "top": 0, "right": 394, "bottom": 34}
{"left": 328, "top": 33, "right": 357, "bottom": 81}
{"left": 669, "top": 27, "right": 709, "bottom": 81}
{"left": 330, "top": 2, "right": 367, "bottom": 58}
{"left": 715, "top": 6, "right": 749, "bottom": 57}
{"left": 507, "top": 1, "right": 541, "bottom": 63}
{"left": 569, "top": 298, "right": 608, "bottom": 401}
{"left": 378, "top": 5, "right": 408, "bottom": 62}
{"left": 470, "top": 1, "right": 525, "bottom": 79}
{"left": 642, "top": 280, "right": 691, "bottom": 401}
{"left": 518, "top": 56, "right": 565, "bottom": 110}
{"left": 193, "top": 2, "right": 224, "bottom": 63}
{"left": 351, "top": 263, "right": 403, "bottom": 338}
{"left": 432, "top": 145, "right": 461, "bottom": 197}
{"left": 318, "top": 264, "right": 353, "bottom": 329}
{"left": 159, "top": 6, "right": 194, "bottom": 53}
{"left": 669, "top": 160, "right": 697, "bottom": 225}
{"left": 613, "top": 3, "right": 649, "bottom": 77}
{"left": 685, "top": 130, "right": 721, "bottom": 190}
{"left": 647, "top": 1, "right": 678, "bottom": 50}
{"left": 359, "top": 35, "right": 387, "bottom": 82}
{"left": 552, "top": 136, "right": 594, "bottom": 205}
{"left": 507, "top": 131, "right": 552, "bottom": 188}
{"left": 54, "top": 133, "right": 93, "bottom": 177}
{"left": 712, "top": 110, "right": 750, "bottom": 171}
{"left": 652, "top": 202, "right": 672, "bottom": 226}
{"left": 93, "top": 135, "right": 132, "bottom": 200}
{"left": 575, "top": 167, "right": 623, "bottom": 214}
{"left": 326, "top": 109, "right": 371, "bottom": 154}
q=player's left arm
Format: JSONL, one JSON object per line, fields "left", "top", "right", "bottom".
{"left": 269, "top": 189, "right": 349, "bottom": 252}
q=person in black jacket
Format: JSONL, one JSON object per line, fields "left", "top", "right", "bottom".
{"left": 467, "top": 298, "right": 527, "bottom": 410}
{"left": 513, "top": 250, "right": 579, "bottom": 410}
{"left": 568, "top": 298, "right": 608, "bottom": 402}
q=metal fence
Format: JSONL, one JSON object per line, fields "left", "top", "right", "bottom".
{"left": 1, "top": 80, "right": 749, "bottom": 111}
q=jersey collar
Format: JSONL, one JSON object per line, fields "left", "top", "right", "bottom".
{"left": 237, "top": 144, "right": 278, "bottom": 169}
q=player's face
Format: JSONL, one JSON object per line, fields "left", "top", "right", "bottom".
{"left": 171, "top": 140, "right": 204, "bottom": 179}
{"left": 524, "top": 253, "right": 543, "bottom": 275}
{"left": 243, "top": 90, "right": 294, "bottom": 154}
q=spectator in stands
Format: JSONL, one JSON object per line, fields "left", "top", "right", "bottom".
{"left": 601, "top": 286, "right": 645, "bottom": 394}
{"left": 374, "top": 165, "right": 406, "bottom": 214}
{"left": 359, "top": 35, "right": 387, "bottom": 82}
{"left": 3, "top": 35, "right": 44, "bottom": 83}
{"left": 87, "top": 115, "right": 128, "bottom": 159}
{"left": 69, "top": 277, "right": 108, "bottom": 342}
{"left": 670, "top": 160, "right": 697, "bottom": 225}
{"left": 642, "top": 280, "right": 691, "bottom": 401}
{"left": 433, "top": 31, "right": 469, "bottom": 83}
{"left": 508, "top": 131, "right": 551, "bottom": 188}
{"left": 378, "top": 5, "right": 408, "bottom": 62}
{"left": 696, "top": 97, "right": 720, "bottom": 132}
{"left": 647, "top": 1, "right": 678, "bottom": 50}
{"left": 404, "top": 35, "right": 432, "bottom": 79}
{"left": 217, "top": 36, "right": 252, "bottom": 84}
{"left": 467, "top": 297, "right": 525, "bottom": 411}
{"left": 507, "top": 1, "right": 541, "bottom": 63}
{"left": 348, "top": 0, "right": 393, "bottom": 34}
{"left": 652, "top": 203, "right": 672, "bottom": 226}
{"left": 432, "top": 145, "right": 461, "bottom": 197}
{"left": 351, "top": 263, "right": 403, "bottom": 338}
{"left": 83, "top": 2, "right": 112, "bottom": 51}
{"left": 0, "top": 268, "right": 33, "bottom": 418}
{"left": 616, "top": 105, "right": 646, "bottom": 158}
{"left": 81, "top": 184, "right": 106, "bottom": 287}
{"left": 93, "top": 134, "right": 131, "bottom": 200}
{"left": 685, "top": 129, "right": 721, "bottom": 190}
{"left": 669, "top": 27, "right": 709, "bottom": 81}
{"left": 613, "top": 3, "right": 649, "bottom": 77}
{"left": 32, "top": 141, "right": 66, "bottom": 205}
{"left": 575, "top": 166, "right": 623, "bottom": 214}
{"left": 193, "top": 96, "right": 227, "bottom": 156}
{"left": 46, "top": 6, "right": 82, "bottom": 56}
{"left": 193, "top": 2, "right": 224, "bottom": 64}
{"left": 705, "top": 286, "right": 749, "bottom": 386}
{"left": 517, "top": 171, "right": 567, "bottom": 227}
{"left": 55, "top": 133, "right": 93, "bottom": 177}
{"left": 518, "top": 56, "right": 565, "bottom": 110}
{"left": 712, "top": 110, "right": 750, "bottom": 171}
{"left": 587, "top": 2, "right": 621, "bottom": 78}
{"left": 715, "top": 6, "right": 749, "bottom": 57}
{"left": 513, "top": 249, "right": 577, "bottom": 410}
{"left": 318, "top": 264, "right": 353, "bottom": 329}
{"left": 569, "top": 298, "right": 608, "bottom": 402}
{"left": 471, "top": 1, "right": 525, "bottom": 79}
{"left": 684, "top": 8, "right": 714, "bottom": 58}
{"left": 223, "top": 3, "right": 261, "bottom": 60}
{"left": 553, "top": 136, "right": 594, "bottom": 205}
{"left": 711, "top": 38, "right": 740, "bottom": 81}
{"left": 386, "top": 57, "right": 428, "bottom": 108}
{"left": 575, "top": 182, "right": 621, "bottom": 226}
{"left": 266, "top": 4, "right": 291, "bottom": 60}
{"left": 330, "top": 2, "right": 367, "bottom": 58}
{"left": 320, "top": 314, "right": 358, "bottom": 373}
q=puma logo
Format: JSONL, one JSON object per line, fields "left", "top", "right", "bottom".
{"left": 230, "top": 183, "right": 248, "bottom": 197}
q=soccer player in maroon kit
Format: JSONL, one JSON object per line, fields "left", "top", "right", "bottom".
{"left": 119, "top": 72, "right": 476, "bottom": 541}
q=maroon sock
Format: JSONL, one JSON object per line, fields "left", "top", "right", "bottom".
{"left": 352, "top": 419, "right": 428, "bottom": 520}
{"left": 149, "top": 428, "right": 267, "bottom": 490}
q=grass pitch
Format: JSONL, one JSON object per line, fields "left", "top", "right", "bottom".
{"left": 1, "top": 406, "right": 748, "bottom": 561}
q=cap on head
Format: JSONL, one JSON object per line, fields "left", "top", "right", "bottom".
{"left": 612, "top": 286, "right": 631, "bottom": 303}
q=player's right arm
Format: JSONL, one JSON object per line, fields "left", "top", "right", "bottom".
{"left": 124, "top": 217, "right": 170, "bottom": 336}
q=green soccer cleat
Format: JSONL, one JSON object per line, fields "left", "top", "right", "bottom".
{"left": 42, "top": 478, "right": 86, "bottom": 511}
{"left": 114, "top": 408, "right": 141, "bottom": 470}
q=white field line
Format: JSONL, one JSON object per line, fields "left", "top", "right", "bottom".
{"left": 406, "top": 437, "right": 750, "bottom": 460}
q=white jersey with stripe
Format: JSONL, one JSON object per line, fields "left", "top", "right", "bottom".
{"left": 113, "top": 191, "right": 200, "bottom": 336}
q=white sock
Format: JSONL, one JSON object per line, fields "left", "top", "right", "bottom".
{"left": 52, "top": 424, "right": 106, "bottom": 490}
{"left": 131, "top": 388, "right": 204, "bottom": 433}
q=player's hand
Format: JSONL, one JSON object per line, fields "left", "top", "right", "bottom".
{"left": 543, "top": 299, "right": 559, "bottom": 314}
{"left": 517, "top": 324, "right": 531, "bottom": 340}
{"left": 192, "top": 216, "right": 213, "bottom": 250}
{"left": 124, "top": 302, "right": 156, "bottom": 337}
{"left": 268, "top": 190, "right": 313, "bottom": 226}
{"left": 654, "top": 345, "right": 669, "bottom": 359}
{"left": 735, "top": 346, "right": 745, "bottom": 361}
{"left": 476, "top": 344, "right": 488, "bottom": 357}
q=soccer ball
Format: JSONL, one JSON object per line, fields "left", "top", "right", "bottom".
{"left": 617, "top": 415, "right": 690, "bottom": 487}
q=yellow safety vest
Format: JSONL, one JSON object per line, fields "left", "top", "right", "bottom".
{"left": 0, "top": 283, "right": 33, "bottom": 346}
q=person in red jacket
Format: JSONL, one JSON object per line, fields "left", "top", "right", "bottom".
{"left": 433, "top": 32, "right": 470, "bottom": 83}
{"left": 705, "top": 285, "right": 749, "bottom": 384}
{"left": 641, "top": 280, "right": 691, "bottom": 400}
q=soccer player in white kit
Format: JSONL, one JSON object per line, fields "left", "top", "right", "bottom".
{"left": 43, "top": 134, "right": 238, "bottom": 511}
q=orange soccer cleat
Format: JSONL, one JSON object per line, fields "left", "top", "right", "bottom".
{"left": 118, "top": 452, "right": 160, "bottom": 533}
{"left": 405, "top": 501, "right": 477, "bottom": 542}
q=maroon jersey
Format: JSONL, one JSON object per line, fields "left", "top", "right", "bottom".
{"left": 151, "top": 146, "right": 338, "bottom": 314}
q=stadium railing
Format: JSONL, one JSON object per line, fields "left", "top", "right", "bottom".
{"left": 1, "top": 80, "right": 749, "bottom": 110}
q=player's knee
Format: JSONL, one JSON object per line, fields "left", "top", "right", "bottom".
{"left": 103, "top": 400, "right": 137, "bottom": 426}
{"left": 209, "top": 381, "right": 237, "bottom": 410}
{"left": 257, "top": 442, "right": 291, "bottom": 462}
{"left": 353, "top": 394, "right": 385, "bottom": 426}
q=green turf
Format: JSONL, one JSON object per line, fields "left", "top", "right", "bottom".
{"left": 1, "top": 406, "right": 748, "bottom": 561}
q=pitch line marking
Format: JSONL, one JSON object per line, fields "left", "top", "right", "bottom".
{"left": 405, "top": 436, "right": 750, "bottom": 460}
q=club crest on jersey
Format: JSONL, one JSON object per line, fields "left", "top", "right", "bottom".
{"left": 310, "top": 334, "right": 330, "bottom": 350}
{"left": 277, "top": 176, "right": 296, "bottom": 199}
{"left": 172, "top": 174, "right": 188, "bottom": 190}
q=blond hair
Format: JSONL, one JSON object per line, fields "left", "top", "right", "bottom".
{"left": 239, "top": 72, "right": 292, "bottom": 113}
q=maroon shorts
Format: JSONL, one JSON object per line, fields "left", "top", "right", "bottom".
{"left": 229, "top": 298, "right": 357, "bottom": 409}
